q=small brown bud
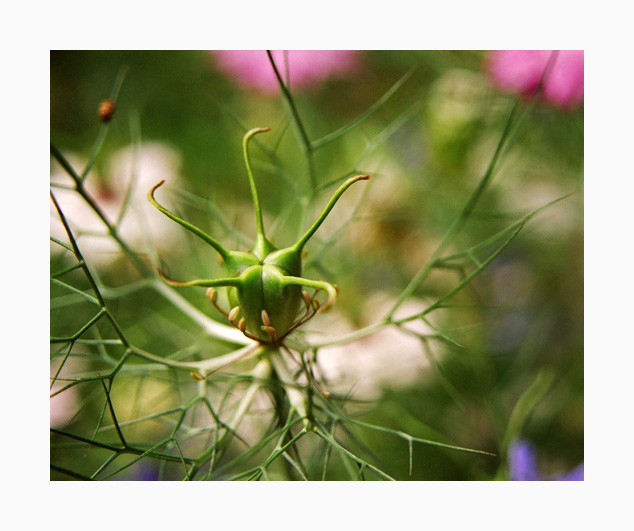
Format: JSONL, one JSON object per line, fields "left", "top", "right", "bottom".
{"left": 261, "top": 309, "right": 271, "bottom": 326}
{"left": 98, "top": 98, "right": 116, "bottom": 123}
{"left": 238, "top": 318, "right": 246, "bottom": 332}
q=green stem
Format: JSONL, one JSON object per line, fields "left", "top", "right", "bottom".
{"left": 410, "top": 225, "right": 524, "bottom": 323}
{"left": 186, "top": 357, "right": 270, "bottom": 480}
{"left": 152, "top": 281, "right": 249, "bottom": 344}
{"left": 388, "top": 98, "right": 522, "bottom": 318}
{"left": 51, "top": 144, "right": 149, "bottom": 275}
{"left": 266, "top": 51, "right": 316, "bottom": 190}
{"left": 156, "top": 268, "right": 242, "bottom": 289}
{"left": 311, "top": 66, "right": 416, "bottom": 151}
{"left": 243, "top": 421, "right": 308, "bottom": 481}
{"left": 268, "top": 348, "right": 309, "bottom": 426}
{"left": 293, "top": 174, "right": 370, "bottom": 252}
{"left": 312, "top": 319, "right": 389, "bottom": 348}
{"left": 242, "top": 128, "right": 270, "bottom": 242}
{"left": 129, "top": 343, "right": 259, "bottom": 380}
{"left": 148, "top": 180, "right": 230, "bottom": 260}
{"left": 282, "top": 276, "right": 338, "bottom": 312}
{"left": 50, "top": 191, "right": 111, "bottom": 307}
{"left": 80, "top": 65, "right": 129, "bottom": 182}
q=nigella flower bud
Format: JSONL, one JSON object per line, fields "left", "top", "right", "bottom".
{"left": 148, "top": 126, "right": 368, "bottom": 344}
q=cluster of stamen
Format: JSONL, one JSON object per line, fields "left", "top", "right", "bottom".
{"left": 205, "top": 286, "right": 333, "bottom": 345}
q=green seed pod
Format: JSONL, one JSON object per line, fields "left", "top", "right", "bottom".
{"left": 148, "top": 127, "right": 368, "bottom": 343}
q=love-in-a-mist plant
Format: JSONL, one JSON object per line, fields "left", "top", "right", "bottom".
{"left": 140, "top": 129, "right": 373, "bottom": 481}
{"left": 148, "top": 127, "right": 368, "bottom": 347}
{"left": 51, "top": 51, "right": 582, "bottom": 482}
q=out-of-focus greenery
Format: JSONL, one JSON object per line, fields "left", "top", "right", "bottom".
{"left": 50, "top": 50, "right": 583, "bottom": 481}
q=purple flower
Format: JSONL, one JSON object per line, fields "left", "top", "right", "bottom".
{"left": 557, "top": 463, "right": 585, "bottom": 481}
{"left": 509, "top": 439, "right": 584, "bottom": 481}
{"left": 134, "top": 462, "right": 160, "bottom": 481}
{"left": 486, "top": 50, "right": 584, "bottom": 108}
{"left": 509, "top": 439, "right": 541, "bottom": 481}
{"left": 210, "top": 50, "right": 362, "bottom": 94}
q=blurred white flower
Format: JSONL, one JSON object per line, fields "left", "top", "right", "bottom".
{"left": 315, "top": 293, "right": 438, "bottom": 400}
{"left": 50, "top": 142, "right": 185, "bottom": 268}
{"left": 50, "top": 359, "right": 84, "bottom": 428}
{"left": 50, "top": 384, "right": 80, "bottom": 428}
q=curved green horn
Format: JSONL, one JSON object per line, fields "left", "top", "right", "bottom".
{"left": 148, "top": 180, "right": 230, "bottom": 260}
{"left": 243, "top": 128, "right": 272, "bottom": 255}
{"left": 293, "top": 174, "right": 370, "bottom": 252}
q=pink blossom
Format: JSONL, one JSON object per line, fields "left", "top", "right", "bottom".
{"left": 487, "top": 50, "right": 584, "bottom": 108}
{"left": 210, "top": 50, "right": 361, "bottom": 94}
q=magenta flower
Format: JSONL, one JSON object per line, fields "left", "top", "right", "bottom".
{"left": 487, "top": 50, "right": 584, "bottom": 108}
{"left": 210, "top": 50, "right": 361, "bottom": 94}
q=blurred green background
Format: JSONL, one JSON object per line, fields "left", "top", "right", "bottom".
{"left": 50, "top": 50, "right": 583, "bottom": 480}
